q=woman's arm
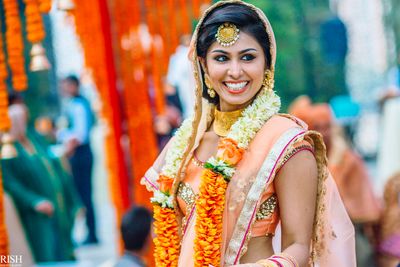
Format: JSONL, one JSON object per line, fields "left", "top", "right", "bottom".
{"left": 229, "top": 150, "right": 318, "bottom": 267}
{"left": 275, "top": 149, "right": 318, "bottom": 266}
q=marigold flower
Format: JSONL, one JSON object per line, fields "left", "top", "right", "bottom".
{"left": 216, "top": 138, "right": 244, "bottom": 166}
{"left": 157, "top": 175, "right": 174, "bottom": 194}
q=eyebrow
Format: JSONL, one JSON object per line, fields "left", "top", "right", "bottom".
{"left": 211, "top": 48, "right": 257, "bottom": 54}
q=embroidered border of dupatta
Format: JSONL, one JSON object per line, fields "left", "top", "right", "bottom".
{"left": 224, "top": 127, "right": 306, "bottom": 265}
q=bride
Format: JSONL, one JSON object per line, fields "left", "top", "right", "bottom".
{"left": 142, "top": 1, "right": 356, "bottom": 266}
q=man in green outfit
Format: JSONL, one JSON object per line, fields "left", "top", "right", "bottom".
{"left": 1, "top": 97, "right": 82, "bottom": 263}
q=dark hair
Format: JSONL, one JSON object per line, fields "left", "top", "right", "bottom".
{"left": 196, "top": 3, "right": 271, "bottom": 104}
{"left": 120, "top": 206, "right": 152, "bottom": 251}
{"left": 8, "top": 92, "right": 24, "bottom": 106}
{"left": 63, "top": 74, "right": 80, "bottom": 87}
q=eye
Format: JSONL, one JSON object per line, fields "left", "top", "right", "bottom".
{"left": 214, "top": 55, "right": 229, "bottom": 62}
{"left": 241, "top": 54, "right": 255, "bottom": 61}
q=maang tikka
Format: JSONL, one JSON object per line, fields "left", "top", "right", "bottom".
{"left": 215, "top": 22, "right": 240, "bottom": 47}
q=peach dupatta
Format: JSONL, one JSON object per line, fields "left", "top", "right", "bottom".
{"left": 142, "top": 115, "right": 356, "bottom": 266}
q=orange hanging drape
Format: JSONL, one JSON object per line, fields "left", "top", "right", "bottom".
{"left": 70, "top": 0, "right": 130, "bottom": 251}
{"left": 0, "top": 29, "right": 10, "bottom": 132}
{"left": 112, "top": 0, "right": 159, "bottom": 208}
{"left": 3, "top": 0, "right": 27, "bottom": 91}
{"left": 23, "top": 0, "right": 46, "bottom": 44}
{"left": 0, "top": 28, "right": 9, "bottom": 257}
{"left": 179, "top": 0, "right": 191, "bottom": 35}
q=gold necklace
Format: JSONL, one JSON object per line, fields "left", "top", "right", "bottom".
{"left": 213, "top": 108, "right": 244, "bottom": 137}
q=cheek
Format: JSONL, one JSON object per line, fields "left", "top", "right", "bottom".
{"left": 248, "top": 66, "right": 264, "bottom": 86}
{"left": 207, "top": 63, "right": 226, "bottom": 83}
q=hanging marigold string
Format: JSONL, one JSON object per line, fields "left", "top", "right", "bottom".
{"left": 192, "top": 0, "right": 201, "bottom": 19}
{"left": 0, "top": 23, "right": 9, "bottom": 257}
{"left": 143, "top": 0, "right": 165, "bottom": 116}
{"left": 24, "top": 0, "right": 46, "bottom": 44}
{"left": 0, "top": 30, "right": 10, "bottom": 132}
{"left": 178, "top": 0, "right": 191, "bottom": 35}
{"left": 70, "top": 0, "right": 130, "bottom": 253}
{"left": 155, "top": 0, "right": 169, "bottom": 74}
{"left": 112, "top": 0, "right": 159, "bottom": 208}
{"left": 3, "top": 0, "right": 27, "bottom": 91}
{"left": 38, "top": 0, "right": 52, "bottom": 13}
{"left": 167, "top": 0, "right": 179, "bottom": 53}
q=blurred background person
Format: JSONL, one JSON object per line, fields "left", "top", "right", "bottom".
{"left": 3, "top": 191, "right": 34, "bottom": 267}
{"left": 166, "top": 34, "right": 195, "bottom": 120}
{"left": 289, "top": 96, "right": 381, "bottom": 267}
{"left": 114, "top": 206, "right": 152, "bottom": 267}
{"left": 1, "top": 96, "right": 81, "bottom": 262}
{"left": 57, "top": 74, "right": 98, "bottom": 245}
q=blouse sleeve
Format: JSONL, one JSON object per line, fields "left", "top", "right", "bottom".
{"left": 140, "top": 137, "right": 175, "bottom": 192}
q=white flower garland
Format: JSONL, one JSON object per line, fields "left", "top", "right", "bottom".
{"left": 153, "top": 90, "right": 281, "bottom": 207}
{"left": 228, "top": 90, "right": 281, "bottom": 148}
{"left": 151, "top": 190, "right": 174, "bottom": 208}
{"left": 161, "top": 118, "right": 194, "bottom": 178}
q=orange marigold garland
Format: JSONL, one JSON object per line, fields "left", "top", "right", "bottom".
{"left": 24, "top": 0, "right": 46, "bottom": 43}
{"left": 151, "top": 175, "right": 180, "bottom": 267}
{"left": 38, "top": 0, "right": 52, "bottom": 13}
{"left": 192, "top": 138, "right": 243, "bottom": 267}
{"left": 0, "top": 30, "right": 10, "bottom": 132}
{"left": 3, "top": 0, "right": 27, "bottom": 91}
{"left": 194, "top": 169, "right": 227, "bottom": 267}
{"left": 148, "top": 90, "right": 280, "bottom": 265}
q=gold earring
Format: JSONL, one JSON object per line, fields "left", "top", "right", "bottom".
{"left": 262, "top": 69, "right": 274, "bottom": 91}
{"left": 205, "top": 76, "right": 216, "bottom": 98}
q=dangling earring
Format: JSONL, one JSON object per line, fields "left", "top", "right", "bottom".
{"left": 205, "top": 75, "right": 216, "bottom": 98}
{"left": 262, "top": 69, "right": 274, "bottom": 92}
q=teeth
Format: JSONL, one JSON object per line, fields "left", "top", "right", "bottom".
{"left": 225, "top": 82, "right": 247, "bottom": 90}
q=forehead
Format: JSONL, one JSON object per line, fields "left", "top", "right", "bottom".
{"left": 207, "top": 31, "right": 264, "bottom": 54}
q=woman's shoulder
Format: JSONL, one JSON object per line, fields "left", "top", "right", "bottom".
{"left": 270, "top": 113, "right": 308, "bottom": 129}
{"left": 254, "top": 113, "right": 308, "bottom": 143}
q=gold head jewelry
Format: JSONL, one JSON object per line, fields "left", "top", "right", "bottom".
{"left": 205, "top": 76, "right": 216, "bottom": 98}
{"left": 215, "top": 22, "right": 240, "bottom": 47}
{"left": 213, "top": 108, "right": 244, "bottom": 137}
{"left": 262, "top": 69, "right": 274, "bottom": 91}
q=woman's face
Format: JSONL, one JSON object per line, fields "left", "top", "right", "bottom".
{"left": 204, "top": 31, "right": 266, "bottom": 111}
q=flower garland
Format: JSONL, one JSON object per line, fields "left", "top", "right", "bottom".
{"left": 151, "top": 118, "right": 193, "bottom": 266}
{"left": 24, "top": 0, "right": 46, "bottom": 44}
{"left": 0, "top": 30, "right": 10, "bottom": 132}
{"left": 151, "top": 89, "right": 280, "bottom": 266}
{"left": 3, "top": 0, "right": 27, "bottom": 91}
{"left": 0, "top": 28, "right": 10, "bottom": 257}
{"left": 38, "top": 0, "right": 52, "bottom": 13}
{"left": 152, "top": 175, "right": 180, "bottom": 267}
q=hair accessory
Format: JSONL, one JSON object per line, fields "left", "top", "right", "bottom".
{"left": 215, "top": 22, "right": 240, "bottom": 47}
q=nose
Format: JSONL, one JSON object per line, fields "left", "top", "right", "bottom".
{"left": 227, "top": 60, "right": 243, "bottom": 79}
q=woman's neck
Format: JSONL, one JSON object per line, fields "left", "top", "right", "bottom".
{"left": 213, "top": 107, "right": 244, "bottom": 137}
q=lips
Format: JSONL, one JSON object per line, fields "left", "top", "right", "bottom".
{"left": 223, "top": 81, "right": 249, "bottom": 94}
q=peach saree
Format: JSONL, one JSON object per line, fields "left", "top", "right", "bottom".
{"left": 141, "top": 1, "right": 355, "bottom": 266}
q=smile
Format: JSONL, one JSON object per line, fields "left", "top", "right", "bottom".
{"left": 223, "top": 81, "right": 249, "bottom": 94}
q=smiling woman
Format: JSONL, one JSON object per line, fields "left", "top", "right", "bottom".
{"left": 202, "top": 31, "right": 266, "bottom": 111}
{"left": 141, "top": 1, "right": 356, "bottom": 267}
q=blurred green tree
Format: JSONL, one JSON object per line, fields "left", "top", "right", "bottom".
{"left": 212, "top": 0, "right": 346, "bottom": 109}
